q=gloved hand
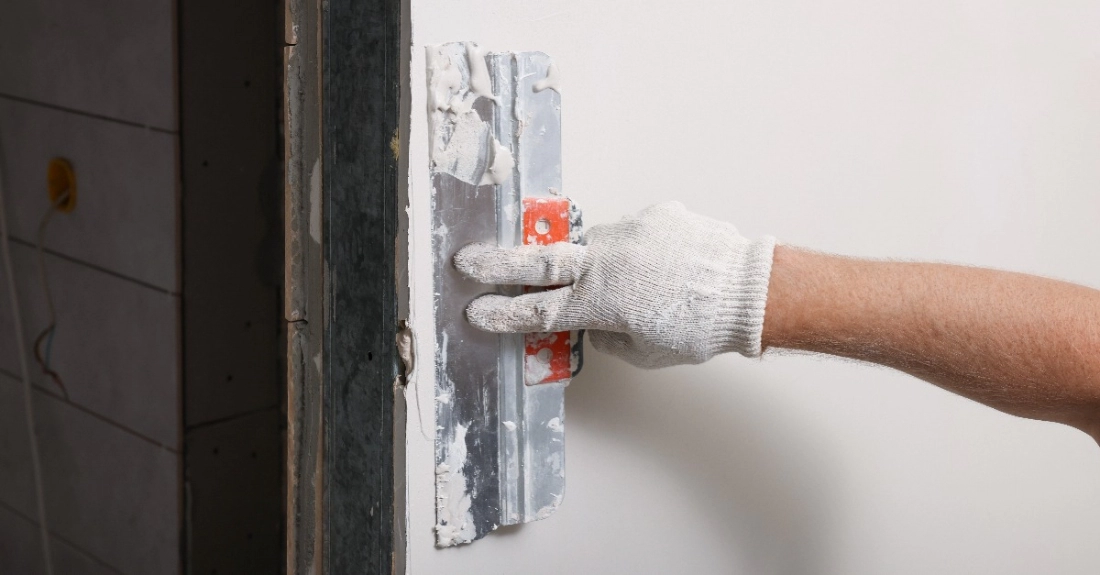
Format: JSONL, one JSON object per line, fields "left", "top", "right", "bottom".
{"left": 454, "top": 202, "right": 776, "bottom": 368}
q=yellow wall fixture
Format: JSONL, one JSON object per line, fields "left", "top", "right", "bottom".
{"left": 46, "top": 158, "right": 76, "bottom": 212}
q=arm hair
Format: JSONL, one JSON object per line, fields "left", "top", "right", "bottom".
{"left": 763, "top": 246, "right": 1100, "bottom": 443}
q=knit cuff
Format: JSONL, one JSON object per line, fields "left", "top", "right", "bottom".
{"left": 711, "top": 236, "right": 777, "bottom": 358}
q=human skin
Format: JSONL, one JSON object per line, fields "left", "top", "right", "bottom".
{"left": 762, "top": 245, "right": 1100, "bottom": 444}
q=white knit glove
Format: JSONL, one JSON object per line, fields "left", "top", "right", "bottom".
{"left": 454, "top": 202, "right": 777, "bottom": 368}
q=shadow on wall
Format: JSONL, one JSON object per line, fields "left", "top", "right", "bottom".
{"left": 568, "top": 349, "right": 840, "bottom": 575}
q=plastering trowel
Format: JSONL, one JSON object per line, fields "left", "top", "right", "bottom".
{"left": 428, "top": 42, "right": 580, "bottom": 547}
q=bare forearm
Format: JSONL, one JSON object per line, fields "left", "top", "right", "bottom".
{"left": 762, "top": 245, "right": 1100, "bottom": 439}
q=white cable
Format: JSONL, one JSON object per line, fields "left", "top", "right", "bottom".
{"left": 0, "top": 141, "right": 54, "bottom": 574}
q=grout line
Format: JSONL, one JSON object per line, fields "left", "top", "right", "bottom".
{"left": 34, "top": 387, "right": 180, "bottom": 453}
{"left": 183, "top": 403, "right": 282, "bottom": 432}
{"left": 0, "top": 366, "right": 180, "bottom": 453}
{"left": 0, "top": 92, "right": 177, "bottom": 135}
{"left": 7, "top": 237, "right": 178, "bottom": 296}
{"left": 0, "top": 499, "right": 131, "bottom": 575}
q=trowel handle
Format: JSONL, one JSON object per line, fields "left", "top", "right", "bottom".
{"left": 521, "top": 197, "right": 582, "bottom": 384}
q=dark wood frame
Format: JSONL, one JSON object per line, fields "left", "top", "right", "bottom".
{"left": 285, "top": 0, "right": 400, "bottom": 572}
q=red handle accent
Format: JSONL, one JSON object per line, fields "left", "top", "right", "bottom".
{"left": 522, "top": 198, "right": 573, "bottom": 385}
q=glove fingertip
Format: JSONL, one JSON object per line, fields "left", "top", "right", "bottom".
{"left": 465, "top": 294, "right": 507, "bottom": 331}
{"left": 466, "top": 293, "right": 546, "bottom": 333}
{"left": 453, "top": 242, "right": 499, "bottom": 281}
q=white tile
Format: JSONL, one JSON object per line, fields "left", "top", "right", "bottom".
{"left": 0, "top": 503, "right": 123, "bottom": 575}
{"left": 0, "top": 244, "right": 180, "bottom": 447}
{"left": 0, "top": 1, "right": 176, "bottom": 130}
{"left": 0, "top": 374, "right": 179, "bottom": 575}
{"left": 0, "top": 503, "right": 44, "bottom": 575}
{"left": 0, "top": 98, "right": 178, "bottom": 292}
{"left": 0, "top": 374, "right": 34, "bottom": 525}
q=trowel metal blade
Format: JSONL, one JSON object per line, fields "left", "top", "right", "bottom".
{"left": 429, "top": 42, "right": 568, "bottom": 547}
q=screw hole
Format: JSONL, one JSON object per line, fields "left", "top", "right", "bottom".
{"left": 244, "top": 80, "right": 251, "bottom": 88}
{"left": 226, "top": 374, "right": 233, "bottom": 382}
{"left": 535, "top": 218, "right": 551, "bottom": 235}
{"left": 367, "top": 352, "right": 373, "bottom": 361}
{"left": 536, "top": 348, "right": 552, "bottom": 364}
{"left": 250, "top": 451, "right": 258, "bottom": 459}
{"left": 213, "top": 447, "right": 219, "bottom": 455}
{"left": 201, "top": 160, "right": 209, "bottom": 167}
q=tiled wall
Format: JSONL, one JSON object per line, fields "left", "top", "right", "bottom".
{"left": 0, "top": 1, "right": 182, "bottom": 574}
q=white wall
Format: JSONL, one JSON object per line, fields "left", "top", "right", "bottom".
{"left": 403, "top": 1, "right": 1100, "bottom": 573}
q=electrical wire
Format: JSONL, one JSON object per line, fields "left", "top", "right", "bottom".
{"left": 0, "top": 144, "right": 55, "bottom": 574}
{"left": 32, "top": 192, "right": 69, "bottom": 399}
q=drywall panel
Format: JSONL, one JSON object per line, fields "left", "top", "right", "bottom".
{"left": 0, "top": 98, "right": 179, "bottom": 292}
{"left": 0, "top": 244, "right": 180, "bottom": 448}
{"left": 0, "top": 503, "right": 121, "bottom": 575}
{"left": 0, "top": 374, "right": 179, "bottom": 575}
{"left": 179, "top": 0, "right": 281, "bottom": 427}
{"left": 0, "top": 0, "right": 177, "bottom": 130}
{"left": 403, "top": 1, "right": 1100, "bottom": 573}
{"left": 185, "top": 408, "right": 282, "bottom": 575}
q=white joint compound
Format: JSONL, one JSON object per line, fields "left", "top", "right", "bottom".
{"left": 427, "top": 43, "right": 512, "bottom": 186}
{"left": 479, "top": 137, "right": 516, "bottom": 186}
{"left": 533, "top": 63, "right": 561, "bottom": 94}
{"left": 434, "top": 423, "right": 476, "bottom": 546}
